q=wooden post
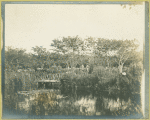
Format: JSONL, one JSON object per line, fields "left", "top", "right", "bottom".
{"left": 22, "top": 72, "right": 25, "bottom": 90}
{"left": 51, "top": 83, "right": 53, "bottom": 89}
{"left": 44, "top": 83, "right": 45, "bottom": 89}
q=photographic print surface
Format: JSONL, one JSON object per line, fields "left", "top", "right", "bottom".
{"left": 2, "top": 1, "right": 148, "bottom": 119}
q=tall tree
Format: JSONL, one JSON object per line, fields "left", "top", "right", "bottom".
{"left": 5, "top": 47, "right": 29, "bottom": 70}
{"left": 85, "top": 37, "right": 97, "bottom": 65}
{"left": 51, "top": 36, "right": 84, "bottom": 68}
{"left": 96, "top": 38, "right": 115, "bottom": 67}
{"left": 113, "top": 39, "right": 139, "bottom": 73}
{"left": 31, "top": 46, "right": 47, "bottom": 69}
{"left": 96, "top": 39, "right": 139, "bottom": 73}
{"left": 51, "top": 38, "right": 69, "bottom": 68}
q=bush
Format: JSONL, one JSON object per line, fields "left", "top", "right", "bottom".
{"left": 92, "top": 66, "right": 119, "bottom": 84}
{"left": 88, "top": 64, "right": 94, "bottom": 74}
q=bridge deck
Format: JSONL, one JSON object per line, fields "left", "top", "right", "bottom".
{"left": 35, "top": 80, "right": 60, "bottom": 83}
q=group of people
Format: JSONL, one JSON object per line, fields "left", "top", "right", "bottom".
{"left": 80, "top": 64, "right": 90, "bottom": 73}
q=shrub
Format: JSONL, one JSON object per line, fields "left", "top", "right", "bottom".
{"left": 88, "top": 64, "right": 94, "bottom": 74}
{"left": 126, "top": 63, "right": 143, "bottom": 93}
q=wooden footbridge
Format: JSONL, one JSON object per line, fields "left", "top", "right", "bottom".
{"left": 35, "top": 79, "right": 60, "bottom": 89}
{"left": 17, "top": 80, "right": 61, "bottom": 95}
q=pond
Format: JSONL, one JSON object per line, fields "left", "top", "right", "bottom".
{"left": 3, "top": 88, "right": 143, "bottom": 119}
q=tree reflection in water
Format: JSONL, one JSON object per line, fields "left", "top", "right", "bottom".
{"left": 13, "top": 90, "right": 142, "bottom": 117}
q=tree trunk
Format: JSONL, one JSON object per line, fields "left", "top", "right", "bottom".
{"left": 71, "top": 50, "right": 75, "bottom": 72}
{"left": 106, "top": 58, "right": 109, "bottom": 67}
{"left": 117, "top": 63, "right": 123, "bottom": 90}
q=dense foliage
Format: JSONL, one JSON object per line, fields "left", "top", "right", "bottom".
{"left": 4, "top": 37, "right": 143, "bottom": 117}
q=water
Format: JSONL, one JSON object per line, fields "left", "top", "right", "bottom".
{"left": 4, "top": 88, "right": 142, "bottom": 118}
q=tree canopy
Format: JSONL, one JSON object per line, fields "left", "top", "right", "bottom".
{"left": 5, "top": 36, "right": 142, "bottom": 73}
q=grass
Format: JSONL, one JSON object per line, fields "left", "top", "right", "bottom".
{"left": 4, "top": 64, "right": 142, "bottom": 93}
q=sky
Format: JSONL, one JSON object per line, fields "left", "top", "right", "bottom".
{"left": 5, "top": 3, "right": 145, "bottom": 53}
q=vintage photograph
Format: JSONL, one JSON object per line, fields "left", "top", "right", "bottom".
{"left": 2, "top": 2, "right": 147, "bottom": 119}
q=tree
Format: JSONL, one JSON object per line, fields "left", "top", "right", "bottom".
{"left": 31, "top": 46, "right": 48, "bottom": 70}
{"left": 51, "top": 39, "right": 68, "bottom": 54}
{"left": 51, "top": 39, "right": 70, "bottom": 68}
{"left": 32, "top": 46, "right": 47, "bottom": 57}
{"left": 85, "top": 37, "right": 97, "bottom": 65}
{"left": 96, "top": 39, "right": 139, "bottom": 73}
{"left": 113, "top": 39, "right": 139, "bottom": 73}
{"left": 51, "top": 36, "right": 84, "bottom": 69}
{"left": 5, "top": 47, "right": 29, "bottom": 70}
{"left": 96, "top": 38, "right": 115, "bottom": 67}
{"left": 123, "top": 50, "right": 143, "bottom": 67}
{"left": 62, "top": 36, "right": 84, "bottom": 68}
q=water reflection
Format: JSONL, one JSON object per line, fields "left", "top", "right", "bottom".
{"left": 14, "top": 90, "right": 141, "bottom": 116}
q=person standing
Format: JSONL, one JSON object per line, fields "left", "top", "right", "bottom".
{"left": 81, "top": 64, "right": 84, "bottom": 71}
{"left": 86, "top": 65, "right": 89, "bottom": 73}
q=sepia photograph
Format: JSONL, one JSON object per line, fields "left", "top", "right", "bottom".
{"left": 1, "top": 1, "right": 149, "bottom": 119}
